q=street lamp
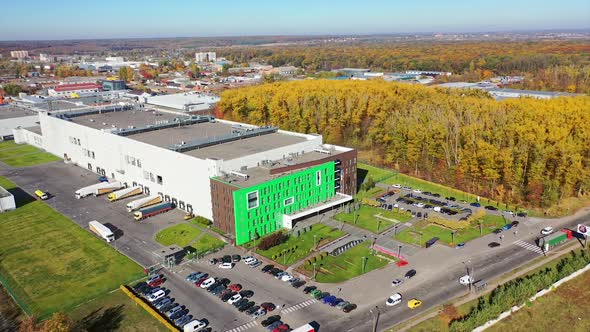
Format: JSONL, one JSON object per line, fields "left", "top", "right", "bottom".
{"left": 462, "top": 260, "right": 472, "bottom": 292}
{"left": 313, "top": 262, "right": 317, "bottom": 280}
{"left": 370, "top": 305, "right": 380, "bottom": 332}
{"left": 397, "top": 245, "right": 402, "bottom": 260}
{"left": 313, "top": 234, "right": 317, "bottom": 249}
{"left": 361, "top": 256, "right": 368, "bottom": 274}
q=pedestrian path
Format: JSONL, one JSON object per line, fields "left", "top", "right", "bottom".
{"left": 513, "top": 240, "right": 544, "bottom": 255}
{"left": 224, "top": 320, "right": 258, "bottom": 332}
{"left": 281, "top": 299, "right": 318, "bottom": 314}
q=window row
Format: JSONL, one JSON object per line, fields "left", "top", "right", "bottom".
{"left": 125, "top": 155, "right": 142, "bottom": 168}
{"left": 143, "top": 170, "right": 163, "bottom": 185}
{"left": 69, "top": 136, "right": 81, "bottom": 146}
{"left": 82, "top": 148, "right": 95, "bottom": 159}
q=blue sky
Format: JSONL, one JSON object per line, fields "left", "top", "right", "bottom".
{"left": 1, "top": 0, "right": 589, "bottom": 40}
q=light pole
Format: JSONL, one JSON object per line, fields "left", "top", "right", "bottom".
{"left": 361, "top": 256, "right": 368, "bottom": 274}
{"left": 451, "top": 231, "right": 456, "bottom": 245}
{"left": 397, "top": 245, "right": 402, "bottom": 260}
{"left": 377, "top": 219, "right": 382, "bottom": 232}
{"left": 370, "top": 305, "right": 380, "bottom": 332}
{"left": 313, "top": 262, "right": 317, "bottom": 280}
{"left": 463, "top": 260, "right": 472, "bottom": 292}
{"left": 394, "top": 224, "right": 398, "bottom": 236}
{"left": 313, "top": 234, "right": 317, "bottom": 249}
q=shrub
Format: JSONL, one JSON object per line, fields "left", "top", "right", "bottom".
{"left": 258, "top": 231, "right": 289, "bottom": 251}
{"left": 192, "top": 216, "right": 212, "bottom": 226}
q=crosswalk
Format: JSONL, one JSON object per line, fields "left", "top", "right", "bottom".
{"left": 514, "top": 240, "right": 544, "bottom": 255}
{"left": 224, "top": 320, "right": 258, "bottom": 332}
{"left": 281, "top": 299, "right": 318, "bottom": 314}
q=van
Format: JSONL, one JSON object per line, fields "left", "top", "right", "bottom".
{"left": 35, "top": 190, "right": 48, "bottom": 200}
{"left": 147, "top": 289, "right": 165, "bottom": 302}
{"left": 386, "top": 293, "right": 402, "bottom": 306}
{"left": 183, "top": 320, "right": 206, "bottom": 332}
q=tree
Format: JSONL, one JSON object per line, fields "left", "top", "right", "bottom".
{"left": 3, "top": 84, "right": 22, "bottom": 96}
{"left": 118, "top": 66, "right": 134, "bottom": 82}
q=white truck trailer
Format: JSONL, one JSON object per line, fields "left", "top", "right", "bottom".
{"left": 75, "top": 182, "right": 123, "bottom": 199}
{"left": 88, "top": 220, "right": 115, "bottom": 242}
{"left": 107, "top": 186, "right": 142, "bottom": 202}
{"left": 126, "top": 194, "right": 162, "bottom": 212}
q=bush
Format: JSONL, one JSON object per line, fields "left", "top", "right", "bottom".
{"left": 192, "top": 216, "right": 212, "bottom": 226}
{"left": 258, "top": 231, "right": 289, "bottom": 251}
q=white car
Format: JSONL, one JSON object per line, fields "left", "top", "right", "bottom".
{"left": 386, "top": 293, "right": 402, "bottom": 306}
{"left": 147, "top": 289, "right": 165, "bottom": 302}
{"left": 219, "top": 262, "right": 234, "bottom": 269}
{"left": 227, "top": 294, "right": 242, "bottom": 304}
{"left": 247, "top": 258, "right": 259, "bottom": 266}
{"left": 200, "top": 277, "right": 216, "bottom": 289}
{"left": 541, "top": 227, "right": 554, "bottom": 235}
{"left": 281, "top": 274, "right": 294, "bottom": 282}
{"left": 391, "top": 279, "right": 403, "bottom": 287}
{"left": 243, "top": 257, "right": 256, "bottom": 265}
{"left": 413, "top": 189, "right": 422, "bottom": 193}
{"left": 459, "top": 275, "right": 473, "bottom": 285}
{"left": 391, "top": 184, "right": 402, "bottom": 189}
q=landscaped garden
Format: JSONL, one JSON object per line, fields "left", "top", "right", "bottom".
{"left": 299, "top": 242, "right": 390, "bottom": 283}
{"left": 0, "top": 141, "right": 61, "bottom": 167}
{"left": 155, "top": 223, "right": 202, "bottom": 247}
{"left": 334, "top": 205, "right": 412, "bottom": 233}
{"left": 0, "top": 176, "right": 144, "bottom": 318}
{"left": 253, "top": 224, "right": 346, "bottom": 266}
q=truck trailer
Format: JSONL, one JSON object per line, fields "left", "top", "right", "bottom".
{"left": 107, "top": 186, "right": 142, "bottom": 202}
{"left": 75, "top": 182, "right": 123, "bottom": 199}
{"left": 538, "top": 231, "right": 568, "bottom": 250}
{"left": 134, "top": 202, "right": 174, "bottom": 220}
{"left": 126, "top": 195, "right": 162, "bottom": 212}
{"left": 88, "top": 220, "right": 115, "bottom": 242}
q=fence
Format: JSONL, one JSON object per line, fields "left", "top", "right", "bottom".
{"left": 119, "top": 285, "right": 179, "bottom": 332}
{"left": 0, "top": 272, "right": 33, "bottom": 317}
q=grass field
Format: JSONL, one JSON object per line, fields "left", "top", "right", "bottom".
{"left": 68, "top": 289, "right": 168, "bottom": 332}
{"left": 395, "top": 215, "right": 507, "bottom": 246}
{"left": 355, "top": 186, "right": 386, "bottom": 200}
{"left": 0, "top": 177, "right": 144, "bottom": 318}
{"left": 193, "top": 233, "right": 225, "bottom": 253}
{"left": 0, "top": 141, "right": 60, "bottom": 167}
{"left": 301, "top": 242, "right": 389, "bottom": 283}
{"left": 334, "top": 205, "right": 412, "bottom": 233}
{"left": 357, "top": 162, "right": 396, "bottom": 183}
{"left": 255, "top": 224, "right": 346, "bottom": 266}
{"left": 155, "top": 223, "right": 202, "bottom": 247}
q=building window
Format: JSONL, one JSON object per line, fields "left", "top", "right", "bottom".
{"left": 316, "top": 170, "right": 322, "bottom": 186}
{"left": 284, "top": 197, "right": 294, "bottom": 206}
{"left": 157, "top": 175, "right": 163, "bottom": 185}
{"left": 247, "top": 191, "right": 259, "bottom": 209}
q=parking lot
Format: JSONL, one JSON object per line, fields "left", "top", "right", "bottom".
{"left": 0, "top": 161, "right": 345, "bottom": 332}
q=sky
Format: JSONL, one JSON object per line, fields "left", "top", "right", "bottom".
{"left": 1, "top": 0, "right": 589, "bottom": 40}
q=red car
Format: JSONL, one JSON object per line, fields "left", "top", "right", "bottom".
{"left": 148, "top": 278, "right": 164, "bottom": 287}
{"left": 273, "top": 324, "right": 290, "bottom": 332}
{"left": 194, "top": 276, "right": 208, "bottom": 287}
{"left": 228, "top": 283, "right": 242, "bottom": 292}
{"left": 261, "top": 302, "right": 276, "bottom": 311}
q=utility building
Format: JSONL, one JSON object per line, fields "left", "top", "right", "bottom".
{"left": 13, "top": 105, "right": 356, "bottom": 244}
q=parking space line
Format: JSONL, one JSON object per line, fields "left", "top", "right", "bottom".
{"left": 282, "top": 299, "right": 318, "bottom": 314}
{"left": 225, "top": 320, "right": 257, "bottom": 332}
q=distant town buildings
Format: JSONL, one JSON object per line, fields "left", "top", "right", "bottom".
{"left": 101, "top": 80, "right": 126, "bottom": 91}
{"left": 195, "top": 52, "right": 217, "bottom": 63}
{"left": 10, "top": 50, "right": 29, "bottom": 59}
{"left": 48, "top": 83, "right": 102, "bottom": 97}
{"left": 39, "top": 53, "right": 52, "bottom": 62}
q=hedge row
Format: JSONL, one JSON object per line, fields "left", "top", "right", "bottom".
{"left": 120, "top": 285, "right": 179, "bottom": 332}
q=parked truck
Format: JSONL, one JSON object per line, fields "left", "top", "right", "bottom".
{"left": 75, "top": 182, "right": 123, "bottom": 199}
{"left": 107, "top": 186, "right": 142, "bottom": 202}
{"left": 538, "top": 230, "right": 568, "bottom": 250}
{"left": 88, "top": 220, "right": 115, "bottom": 242}
{"left": 126, "top": 195, "right": 162, "bottom": 212}
{"left": 134, "top": 202, "right": 174, "bottom": 220}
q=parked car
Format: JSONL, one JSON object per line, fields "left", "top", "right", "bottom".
{"left": 228, "top": 284, "right": 242, "bottom": 292}
{"left": 207, "top": 282, "right": 220, "bottom": 292}
{"left": 407, "top": 298, "right": 422, "bottom": 309}
{"left": 275, "top": 272, "right": 287, "bottom": 279}
{"left": 185, "top": 272, "right": 200, "bottom": 282}
{"left": 219, "top": 262, "right": 234, "bottom": 269}
{"left": 239, "top": 290, "right": 254, "bottom": 298}
{"left": 470, "top": 202, "right": 481, "bottom": 207}
{"left": 317, "top": 292, "right": 330, "bottom": 300}
{"left": 485, "top": 205, "right": 498, "bottom": 211}
{"left": 488, "top": 242, "right": 501, "bottom": 248}
{"left": 98, "top": 176, "right": 108, "bottom": 182}
{"left": 303, "top": 285, "right": 317, "bottom": 294}
{"left": 232, "top": 254, "right": 241, "bottom": 262}
{"left": 175, "top": 314, "right": 193, "bottom": 328}
{"left": 232, "top": 298, "right": 248, "bottom": 308}
{"left": 459, "top": 275, "right": 474, "bottom": 285}
{"left": 211, "top": 285, "right": 226, "bottom": 295}
{"left": 261, "top": 315, "right": 281, "bottom": 327}
{"left": 252, "top": 308, "right": 267, "bottom": 318}
{"left": 245, "top": 305, "right": 261, "bottom": 315}
{"left": 147, "top": 274, "right": 163, "bottom": 284}
{"left": 221, "top": 291, "right": 236, "bottom": 302}
{"left": 165, "top": 305, "right": 183, "bottom": 318}
{"left": 250, "top": 260, "right": 262, "bottom": 268}
{"left": 425, "top": 237, "right": 439, "bottom": 248}
{"left": 154, "top": 297, "right": 172, "bottom": 310}
{"left": 218, "top": 278, "right": 231, "bottom": 286}
{"left": 238, "top": 301, "right": 255, "bottom": 312}
{"left": 159, "top": 302, "right": 177, "bottom": 314}
{"left": 243, "top": 256, "right": 257, "bottom": 265}
{"left": 445, "top": 196, "right": 456, "bottom": 201}
{"left": 195, "top": 276, "right": 208, "bottom": 287}
{"left": 169, "top": 308, "right": 187, "bottom": 320}
{"left": 405, "top": 269, "right": 417, "bottom": 279}
{"left": 493, "top": 228, "right": 503, "bottom": 234}
{"left": 281, "top": 274, "right": 294, "bottom": 282}
{"left": 391, "top": 279, "right": 403, "bottom": 287}
{"left": 511, "top": 220, "right": 520, "bottom": 227}
{"left": 502, "top": 223, "right": 513, "bottom": 231}
{"left": 322, "top": 295, "right": 337, "bottom": 305}
{"left": 516, "top": 212, "right": 527, "bottom": 217}
{"left": 273, "top": 324, "right": 290, "bottom": 332}
{"left": 228, "top": 294, "right": 242, "bottom": 305}
{"left": 266, "top": 321, "right": 283, "bottom": 331}
{"left": 222, "top": 255, "right": 232, "bottom": 263}
{"left": 261, "top": 302, "right": 276, "bottom": 311}
{"left": 147, "top": 290, "right": 165, "bottom": 302}
{"left": 262, "top": 264, "right": 274, "bottom": 273}
{"left": 342, "top": 303, "right": 357, "bottom": 313}
{"left": 456, "top": 243, "right": 466, "bottom": 249}
{"left": 336, "top": 301, "right": 350, "bottom": 309}
{"left": 209, "top": 258, "right": 220, "bottom": 265}
{"left": 149, "top": 278, "right": 164, "bottom": 287}
{"left": 541, "top": 227, "right": 554, "bottom": 235}
{"left": 200, "top": 277, "right": 216, "bottom": 289}
{"left": 292, "top": 280, "right": 306, "bottom": 288}
{"left": 310, "top": 289, "right": 323, "bottom": 299}
{"left": 386, "top": 293, "right": 402, "bottom": 306}
{"left": 184, "top": 320, "right": 207, "bottom": 332}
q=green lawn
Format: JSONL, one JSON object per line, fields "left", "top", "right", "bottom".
{"left": 395, "top": 215, "right": 507, "bottom": 246}
{"left": 155, "top": 223, "right": 202, "bottom": 247}
{"left": 193, "top": 233, "right": 225, "bottom": 253}
{"left": 301, "top": 242, "right": 389, "bottom": 283}
{"left": 255, "top": 224, "right": 346, "bottom": 266}
{"left": 355, "top": 186, "right": 386, "bottom": 200}
{"left": 68, "top": 289, "right": 168, "bottom": 332}
{"left": 358, "top": 162, "right": 396, "bottom": 183}
{"left": 0, "top": 141, "right": 61, "bottom": 167}
{"left": 0, "top": 177, "right": 144, "bottom": 318}
{"left": 334, "top": 205, "right": 412, "bottom": 233}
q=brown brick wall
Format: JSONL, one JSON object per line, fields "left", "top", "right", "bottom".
{"left": 210, "top": 179, "right": 238, "bottom": 236}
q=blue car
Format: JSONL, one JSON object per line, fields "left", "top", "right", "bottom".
{"left": 502, "top": 223, "right": 513, "bottom": 231}
{"left": 98, "top": 176, "right": 108, "bottom": 182}
{"left": 456, "top": 243, "right": 465, "bottom": 249}
{"left": 322, "top": 295, "right": 337, "bottom": 305}
{"left": 470, "top": 202, "right": 481, "bottom": 207}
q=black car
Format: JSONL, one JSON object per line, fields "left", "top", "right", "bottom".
{"left": 303, "top": 285, "right": 317, "bottom": 294}
{"left": 218, "top": 289, "right": 232, "bottom": 298}
{"left": 218, "top": 278, "right": 231, "bottom": 286}
{"left": 207, "top": 282, "right": 220, "bottom": 292}
{"left": 485, "top": 205, "right": 498, "bottom": 211}
{"left": 445, "top": 196, "right": 456, "bottom": 201}
{"left": 233, "top": 298, "right": 248, "bottom": 308}
{"left": 269, "top": 267, "right": 280, "bottom": 275}
{"left": 292, "top": 280, "right": 306, "bottom": 288}
{"left": 211, "top": 285, "right": 226, "bottom": 295}
{"left": 516, "top": 212, "right": 527, "bottom": 217}
{"left": 238, "top": 301, "right": 255, "bottom": 312}
{"left": 511, "top": 220, "right": 520, "bottom": 227}
{"left": 432, "top": 193, "right": 441, "bottom": 197}
{"left": 343, "top": 303, "right": 357, "bottom": 313}
{"left": 261, "top": 315, "right": 281, "bottom": 327}
{"left": 488, "top": 242, "right": 501, "bottom": 248}
{"left": 221, "top": 291, "right": 236, "bottom": 302}
{"left": 232, "top": 254, "right": 241, "bottom": 262}
{"left": 133, "top": 281, "right": 148, "bottom": 291}
{"left": 492, "top": 228, "right": 503, "bottom": 234}
{"left": 425, "top": 237, "right": 439, "bottom": 248}
{"left": 245, "top": 305, "right": 260, "bottom": 315}
{"left": 422, "top": 191, "right": 432, "bottom": 196}
{"left": 170, "top": 308, "right": 187, "bottom": 320}
{"left": 239, "top": 290, "right": 254, "bottom": 298}
{"left": 272, "top": 269, "right": 284, "bottom": 276}
{"left": 405, "top": 269, "right": 417, "bottom": 279}
{"left": 209, "top": 258, "right": 220, "bottom": 265}
{"left": 262, "top": 264, "right": 274, "bottom": 273}
{"left": 222, "top": 255, "right": 232, "bottom": 263}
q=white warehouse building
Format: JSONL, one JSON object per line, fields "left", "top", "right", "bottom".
{"left": 12, "top": 105, "right": 357, "bottom": 243}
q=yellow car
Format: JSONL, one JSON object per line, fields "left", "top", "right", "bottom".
{"left": 183, "top": 213, "right": 194, "bottom": 220}
{"left": 407, "top": 299, "right": 422, "bottom": 309}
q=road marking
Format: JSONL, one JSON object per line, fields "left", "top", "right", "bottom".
{"left": 281, "top": 299, "right": 318, "bottom": 314}
{"left": 513, "top": 240, "right": 544, "bottom": 255}
{"left": 224, "top": 320, "right": 258, "bottom": 332}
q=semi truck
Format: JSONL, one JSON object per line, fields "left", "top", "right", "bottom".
{"left": 134, "top": 202, "right": 174, "bottom": 221}
{"left": 126, "top": 195, "right": 162, "bottom": 212}
{"left": 75, "top": 182, "right": 123, "bottom": 199}
{"left": 107, "top": 186, "right": 142, "bottom": 202}
{"left": 538, "top": 230, "right": 568, "bottom": 250}
{"left": 88, "top": 220, "right": 115, "bottom": 242}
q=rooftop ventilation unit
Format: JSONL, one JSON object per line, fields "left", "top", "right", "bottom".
{"left": 314, "top": 148, "right": 332, "bottom": 155}
{"left": 113, "top": 115, "right": 215, "bottom": 137}
{"left": 231, "top": 171, "right": 249, "bottom": 180}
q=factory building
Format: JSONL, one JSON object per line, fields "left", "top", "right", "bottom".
{"left": 145, "top": 92, "right": 220, "bottom": 112}
{"left": 13, "top": 106, "right": 356, "bottom": 244}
